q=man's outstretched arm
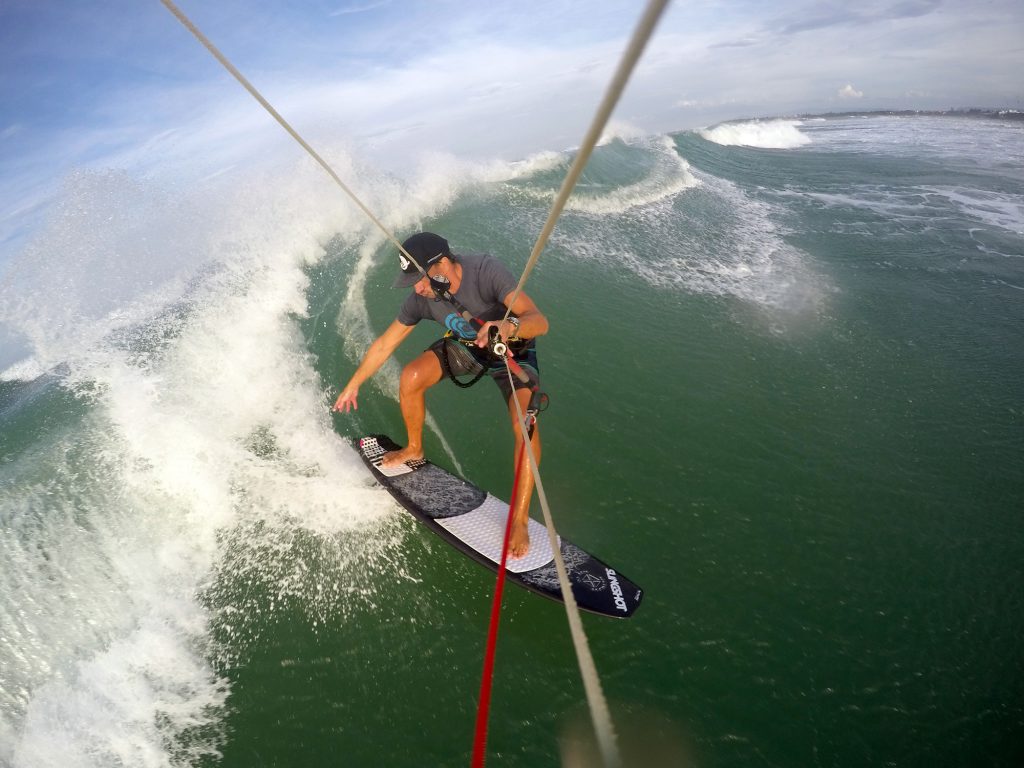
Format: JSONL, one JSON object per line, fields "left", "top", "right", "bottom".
{"left": 333, "top": 319, "right": 416, "bottom": 412}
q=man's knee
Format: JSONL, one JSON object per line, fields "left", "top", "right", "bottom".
{"left": 506, "top": 388, "right": 532, "bottom": 416}
{"left": 400, "top": 354, "right": 441, "bottom": 393}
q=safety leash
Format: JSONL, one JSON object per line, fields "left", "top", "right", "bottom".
{"left": 470, "top": 442, "right": 527, "bottom": 768}
{"left": 503, "top": 362, "right": 621, "bottom": 768}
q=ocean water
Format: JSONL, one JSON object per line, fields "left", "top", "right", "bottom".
{"left": 1, "top": 113, "right": 1022, "bottom": 767}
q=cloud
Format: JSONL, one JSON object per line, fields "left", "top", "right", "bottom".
{"left": 329, "top": 1, "right": 390, "bottom": 17}
{"left": 779, "top": 9, "right": 860, "bottom": 35}
{"left": 774, "top": 0, "right": 942, "bottom": 36}
{"left": 711, "top": 37, "right": 760, "bottom": 49}
{"left": 882, "top": 0, "right": 943, "bottom": 21}
{"left": 838, "top": 83, "right": 864, "bottom": 99}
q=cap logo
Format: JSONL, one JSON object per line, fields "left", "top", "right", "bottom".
{"left": 399, "top": 253, "right": 411, "bottom": 272}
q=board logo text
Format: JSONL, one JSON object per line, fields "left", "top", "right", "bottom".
{"left": 605, "top": 568, "right": 629, "bottom": 613}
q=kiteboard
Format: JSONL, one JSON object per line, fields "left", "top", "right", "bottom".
{"left": 356, "top": 435, "right": 642, "bottom": 618}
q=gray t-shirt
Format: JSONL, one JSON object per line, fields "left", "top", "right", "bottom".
{"left": 397, "top": 253, "right": 518, "bottom": 341}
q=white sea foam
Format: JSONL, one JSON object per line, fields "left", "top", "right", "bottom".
{"left": 791, "top": 187, "right": 945, "bottom": 223}
{"left": 0, "top": 153, "right": 417, "bottom": 765}
{"left": 551, "top": 163, "right": 826, "bottom": 316}
{"left": 0, "top": 170, "right": 217, "bottom": 375}
{"left": 0, "top": 356, "right": 44, "bottom": 382}
{"left": 484, "top": 150, "right": 566, "bottom": 181}
{"left": 497, "top": 134, "right": 699, "bottom": 215}
{"left": 797, "top": 115, "right": 1024, "bottom": 170}
{"left": 700, "top": 119, "right": 812, "bottom": 149}
{"left": 789, "top": 183, "right": 1024, "bottom": 241}
{"left": 472, "top": 131, "right": 824, "bottom": 315}
{"left": 566, "top": 135, "right": 700, "bottom": 215}
{"left": 639, "top": 173, "right": 824, "bottom": 313}
{"left": 596, "top": 120, "right": 650, "bottom": 147}
{"left": 922, "top": 186, "right": 1024, "bottom": 236}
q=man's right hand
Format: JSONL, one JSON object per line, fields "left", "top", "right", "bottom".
{"left": 331, "top": 319, "right": 416, "bottom": 415}
{"left": 332, "top": 384, "right": 358, "bottom": 413}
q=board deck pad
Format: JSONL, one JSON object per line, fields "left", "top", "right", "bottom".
{"left": 356, "top": 435, "right": 642, "bottom": 618}
{"left": 437, "top": 495, "right": 556, "bottom": 574}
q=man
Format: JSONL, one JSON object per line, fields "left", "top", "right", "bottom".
{"left": 333, "top": 232, "right": 548, "bottom": 559}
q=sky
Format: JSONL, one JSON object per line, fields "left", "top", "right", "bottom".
{"left": 1, "top": 0, "right": 1022, "bottom": 267}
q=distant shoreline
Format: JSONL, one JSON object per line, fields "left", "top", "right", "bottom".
{"left": 705, "top": 108, "right": 1024, "bottom": 130}
{"left": 793, "top": 107, "right": 1022, "bottom": 122}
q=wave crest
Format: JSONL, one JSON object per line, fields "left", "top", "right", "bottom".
{"left": 700, "top": 119, "right": 812, "bottom": 149}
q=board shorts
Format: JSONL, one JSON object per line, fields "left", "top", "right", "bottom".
{"left": 428, "top": 335, "right": 539, "bottom": 404}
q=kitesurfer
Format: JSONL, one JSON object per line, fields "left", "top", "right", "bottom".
{"left": 333, "top": 232, "right": 548, "bottom": 559}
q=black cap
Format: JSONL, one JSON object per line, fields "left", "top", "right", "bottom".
{"left": 393, "top": 232, "right": 451, "bottom": 288}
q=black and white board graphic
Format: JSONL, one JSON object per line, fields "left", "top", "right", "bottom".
{"left": 356, "top": 435, "right": 642, "bottom": 618}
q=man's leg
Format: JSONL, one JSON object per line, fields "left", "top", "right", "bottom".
{"left": 507, "top": 385, "right": 540, "bottom": 559}
{"left": 381, "top": 350, "right": 443, "bottom": 467}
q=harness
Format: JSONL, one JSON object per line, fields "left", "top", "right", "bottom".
{"left": 437, "top": 333, "right": 490, "bottom": 389}
{"left": 438, "top": 330, "right": 532, "bottom": 386}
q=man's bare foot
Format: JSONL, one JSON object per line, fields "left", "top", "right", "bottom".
{"left": 508, "top": 518, "right": 530, "bottom": 559}
{"left": 380, "top": 447, "right": 424, "bottom": 468}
